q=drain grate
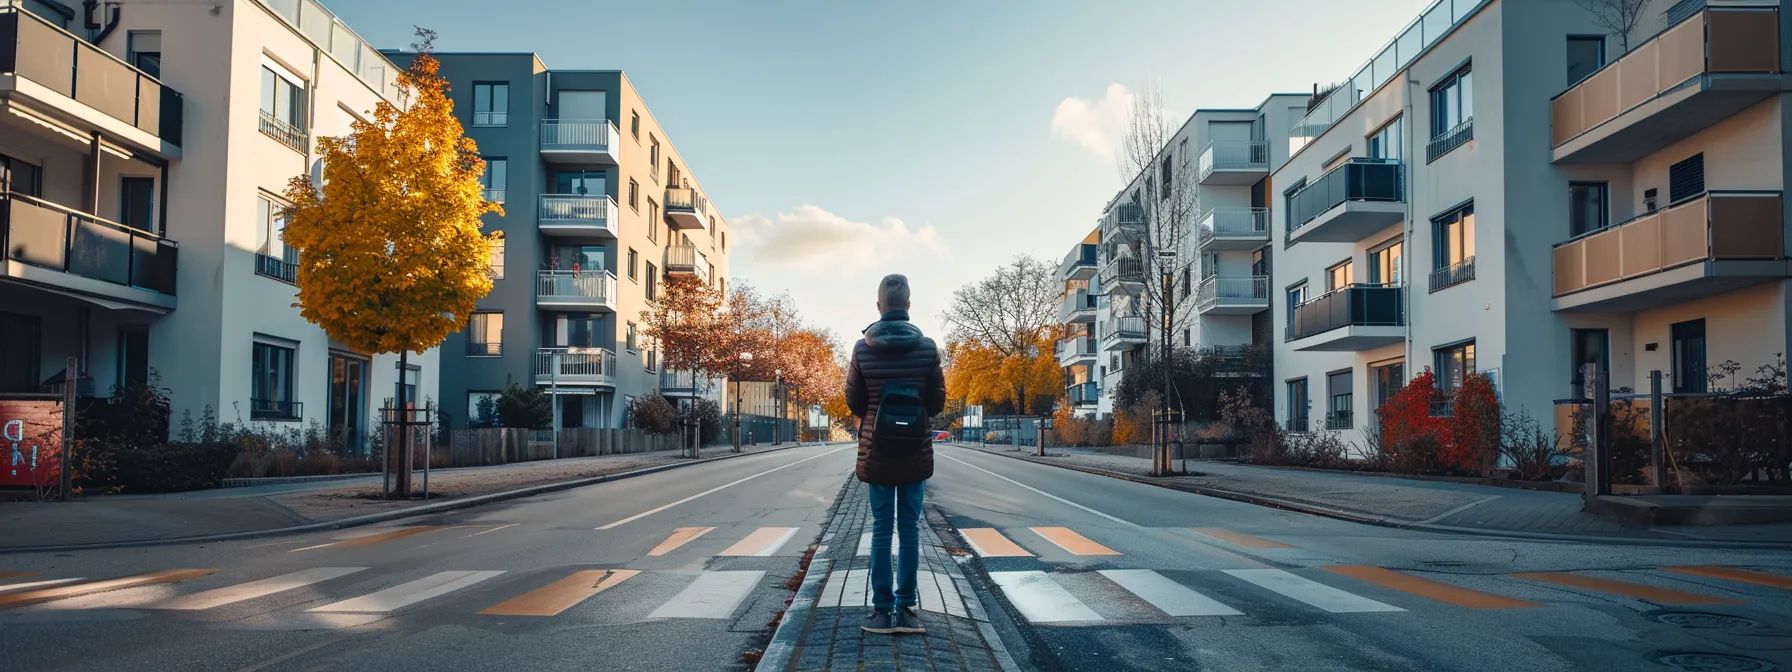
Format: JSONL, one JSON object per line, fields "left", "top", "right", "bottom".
{"left": 1647, "top": 611, "right": 1765, "bottom": 632}
{"left": 1652, "top": 652, "right": 1778, "bottom": 672}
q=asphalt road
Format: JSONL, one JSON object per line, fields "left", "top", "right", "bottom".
{"left": 927, "top": 444, "right": 1792, "bottom": 672}
{"left": 0, "top": 442, "right": 857, "bottom": 672}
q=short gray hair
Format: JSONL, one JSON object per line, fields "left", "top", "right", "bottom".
{"left": 878, "top": 274, "right": 911, "bottom": 311}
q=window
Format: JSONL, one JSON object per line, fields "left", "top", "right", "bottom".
{"left": 649, "top": 136, "right": 661, "bottom": 180}
{"left": 1183, "top": 328, "right": 1192, "bottom": 347}
{"left": 1571, "top": 329, "right": 1609, "bottom": 395}
{"left": 1202, "top": 251, "right": 1218, "bottom": 280}
{"left": 645, "top": 262, "right": 658, "bottom": 301}
{"left": 564, "top": 314, "right": 603, "bottom": 348}
{"left": 255, "top": 194, "right": 297, "bottom": 283}
{"left": 0, "top": 153, "right": 43, "bottom": 197}
{"left": 647, "top": 200, "right": 659, "bottom": 240}
{"left": 127, "top": 31, "right": 161, "bottom": 78}
{"left": 1429, "top": 66, "right": 1472, "bottom": 139}
{"left": 1566, "top": 36, "right": 1605, "bottom": 85}
{"left": 1286, "top": 283, "right": 1308, "bottom": 323}
{"left": 465, "top": 312, "right": 502, "bottom": 357}
{"left": 1326, "top": 260, "right": 1354, "bottom": 291}
{"left": 1286, "top": 378, "right": 1309, "bottom": 432}
{"left": 251, "top": 340, "right": 298, "bottom": 420}
{"left": 1370, "top": 359, "right": 1404, "bottom": 410}
{"left": 488, "top": 238, "right": 505, "bottom": 279}
{"left": 1434, "top": 341, "right": 1476, "bottom": 395}
{"left": 481, "top": 158, "right": 506, "bottom": 203}
{"left": 1671, "top": 319, "right": 1707, "bottom": 394}
{"left": 626, "top": 322, "right": 639, "bottom": 351}
{"left": 645, "top": 349, "right": 659, "bottom": 373}
{"left": 722, "top": 232, "right": 727, "bottom": 251}
{"left": 630, "top": 110, "right": 640, "bottom": 139}
{"left": 259, "top": 64, "right": 306, "bottom": 150}
{"left": 627, "top": 248, "right": 638, "bottom": 280}
{"left": 1569, "top": 182, "right": 1608, "bottom": 237}
{"left": 1669, "top": 153, "right": 1705, "bottom": 204}
{"left": 119, "top": 176, "right": 155, "bottom": 232}
{"left": 1368, "top": 239, "right": 1402, "bottom": 285}
{"left": 117, "top": 327, "right": 148, "bottom": 390}
{"left": 467, "top": 391, "right": 500, "bottom": 428}
{"left": 628, "top": 179, "right": 639, "bottom": 210}
{"left": 1251, "top": 249, "right": 1269, "bottom": 277}
{"left": 1327, "top": 370, "right": 1354, "bottom": 430}
{"left": 328, "top": 354, "right": 367, "bottom": 448}
{"left": 1367, "top": 116, "right": 1402, "bottom": 161}
{"left": 473, "top": 83, "right": 508, "bottom": 126}
{"left": 1160, "top": 153, "right": 1172, "bottom": 199}
{"left": 1432, "top": 202, "right": 1475, "bottom": 271}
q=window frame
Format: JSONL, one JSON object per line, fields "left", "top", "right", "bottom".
{"left": 472, "top": 82, "right": 509, "bottom": 127}
{"left": 1369, "top": 358, "right": 1405, "bottom": 411}
{"left": 1366, "top": 114, "right": 1403, "bottom": 161}
{"left": 488, "top": 237, "right": 505, "bottom": 280}
{"left": 1433, "top": 340, "right": 1476, "bottom": 396}
{"left": 480, "top": 157, "right": 507, "bottom": 204}
{"left": 627, "top": 179, "right": 639, "bottom": 211}
{"left": 1569, "top": 182, "right": 1609, "bottom": 237}
{"left": 1367, "top": 237, "right": 1402, "bottom": 285}
{"left": 465, "top": 311, "right": 503, "bottom": 357}
{"left": 1431, "top": 201, "right": 1475, "bottom": 270}
{"left": 1325, "top": 259, "right": 1354, "bottom": 291}
{"left": 250, "top": 339, "right": 299, "bottom": 421}
{"left": 626, "top": 322, "right": 639, "bottom": 352}
{"left": 1326, "top": 368, "right": 1354, "bottom": 430}
{"left": 1565, "top": 35, "right": 1606, "bottom": 86}
{"left": 1428, "top": 64, "right": 1473, "bottom": 140}
{"left": 627, "top": 248, "right": 638, "bottom": 281}
{"left": 630, "top": 110, "right": 641, "bottom": 139}
{"left": 1286, "top": 377, "right": 1310, "bottom": 433}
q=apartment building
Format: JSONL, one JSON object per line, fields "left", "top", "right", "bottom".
{"left": 0, "top": 0, "right": 434, "bottom": 446}
{"left": 1066, "top": 95, "right": 1306, "bottom": 418}
{"left": 394, "top": 53, "right": 732, "bottom": 430}
{"left": 1271, "top": 0, "right": 1790, "bottom": 445}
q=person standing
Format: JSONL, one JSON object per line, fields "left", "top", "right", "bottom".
{"left": 846, "top": 274, "right": 946, "bottom": 635}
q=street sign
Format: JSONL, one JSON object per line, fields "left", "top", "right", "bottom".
{"left": 963, "top": 405, "right": 983, "bottom": 429}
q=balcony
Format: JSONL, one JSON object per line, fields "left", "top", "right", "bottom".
{"left": 661, "top": 369, "right": 705, "bottom": 396}
{"left": 1060, "top": 243, "right": 1098, "bottom": 281}
{"left": 1099, "top": 316, "right": 1148, "bottom": 351}
{"left": 1197, "top": 141, "right": 1270, "bottom": 185}
{"left": 250, "top": 399, "right": 303, "bottom": 422}
{"left": 255, "top": 252, "right": 298, "bottom": 284}
{"left": 1196, "top": 275, "right": 1270, "bottom": 315}
{"left": 1552, "top": 191, "right": 1788, "bottom": 312}
{"left": 538, "top": 194, "right": 618, "bottom": 238}
{"left": 1056, "top": 335, "right": 1097, "bottom": 366}
{"left": 1286, "top": 159, "right": 1405, "bottom": 244}
{"left": 1550, "top": 6, "right": 1781, "bottom": 164}
{"left": 540, "top": 119, "right": 619, "bottom": 165}
{"left": 1, "top": 191, "right": 177, "bottom": 311}
{"left": 1285, "top": 284, "right": 1404, "bottom": 351}
{"left": 1098, "top": 257, "right": 1145, "bottom": 290}
{"left": 0, "top": 6, "right": 185, "bottom": 157}
{"left": 665, "top": 187, "right": 707, "bottom": 230}
{"left": 258, "top": 110, "right": 305, "bottom": 152}
{"left": 665, "top": 244, "right": 710, "bottom": 283}
{"left": 1105, "top": 202, "right": 1145, "bottom": 234}
{"left": 1429, "top": 256, "right": 1475, "bottom": 292}
{"left": 1198, "top": 208, "right": 1270, "bottom": 251}
{"left": 536, "top": 269, "right": 616, "bottom": 312}
{"left": 535, "top": 347, "right": 617, "bottom": 388}
{"left": 1058, "top": 289, "right": 1096, "bottom": 323}
{"left": 1067, "top": 381, "right": 1099, "bottom": 407}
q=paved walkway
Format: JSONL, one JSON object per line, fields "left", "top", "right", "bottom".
{"left": 766, "top": 477, "right": 1014, "bottom": 672}
{"left": 961, "top": 444, "right": 1792, "bottom": 545}
{"left": 0, "top": 443, "right": 795, "bottom": 549}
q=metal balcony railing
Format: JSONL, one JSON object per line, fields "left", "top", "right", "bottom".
{"left": 1197, "top": 140, "right": 1270, "bottom": 180}
{"left": 536, "top": 269, "right": 616, "bottom": 304}
{"left": 1, "top": 191, "right": 178, "bottom": 295}
{"left": 1429, "top": 256, "right": 1475, "bottom": 292}
{"left": 255, "top": 252, "right": 298, "bottom": 284}
{"left": 540, "top": 119, "right": 616, "bottom": 151}
{"left": 1288, "top": 158, "right": 1405, "bottom": 232}
{"left": 1196, "top": 275, "right": 1269, "bottom": 310}
{"left": 1289, "top": 0, "right": 1488, "bottom": 148}
{"left": 466, "top": 341, "right": 501, "bottom": 357}
{"left": 665, "top": 244, "right": 710, "bottom": 282}
{"left": 539, "top": 194, "right": 616, "bottom": 225}
{"left": 1426, "top": 118, "right": 1474, "bottom": 162}
{"left": 665, "top": 187, "right": 706, "bottom": 216}
{"left": 1198, "top": 208, "right": 1269, "bottom": 244}
{"left": 1, "top": 5, "right": 186, "bottom": 145}
{"left": 1099, "top": 257, "right": 1146, "bottom": 287}
{"left": 536, "top": 347, "right": 617, "bottom": 384}
{"left": 259, "top": 110, "right": 306, "bottom": 151}
{"left": 1285, "top": 283, "right": 1404, "bottom": 342}
{"left": 250, "top": 398, "right": 302, "bottom": 421}
{"left": 1325, "top": 410, "right": 1355, "bottom": 430}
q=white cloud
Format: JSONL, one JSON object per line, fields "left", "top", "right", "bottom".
{"left": 733, "top": 205, "right": 949, "bottom": 271}
{"left": 1050, "top": 83, "right": 1134, "bottom": 160}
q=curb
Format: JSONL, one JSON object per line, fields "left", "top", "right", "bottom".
{"left": 952, "top": 444, "right": 1792, "bottom": 551}
{"left": 757, "top": 556, "right": 831, "bottom": 672}
{"left": 1, "top": 444, "right": 810, "bottom": 555}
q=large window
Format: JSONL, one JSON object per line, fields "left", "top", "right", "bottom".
{"left": 1327, "top": 370, "right": 1354, "bottom": 430}
{"left": 466, "top": 312, "right": 502, "bottom": 357}
{"left": 0, "top": 153, "right": 43, "bottom": 197}
{"left": 645, "top": 262, "right": 658, "bottom": 301}
{"left": 1286, "top": 378, "right": 1310, "bottom": 433}
{"left": 259, "top": 64, "right": 306, "bottom": 150}
{"left": 626, "top": 322, "right": 639, "bottom": 351}
{"left": 627, "top": 248, "right": 638, "bottom": 280}
{"left": 1326, "top": 260, "right": 1353, "bottom": 291}
{"left": 481, "top": 158, "right": 506, "bottom": 203}
{"left": 251, "top": 340, "right": 298, "bottom": 420}
{"left": 1429, "top": 66, "right": 1472, "bottom": 139}
{"left": 1569, "top": 182, "right": 1608, "bottom": 237}
{"left": 1566, "top": 36, "right": 1605, "bottom": 85}
{"left": 1434, "top": 341, "right": 1476, "bottom": 395}
{"left": 1367, "top": 116, "right": 1402, "bottom": 161}
{"left": 255, "top": 194, "right": 297, "bottom": 283}
{"left": 1370, "top": 359, "right": 1405, "bottom": 410}
{"left": 1432, "top": 202, "right": 1475, "bottom": 289}
{"left": 1671, "top": 319, "right": 1707, "bottom": 394}
{"left": 329, "top": 354, "right": 367, "bottom": 450}
{"left": 565, "top": 314, "right": 603, "bottom": 348}
{"left": 473, "top": 83, "right": 508, "bottom": 127}
{"left": 1368, "top": 239, "right": 1402, "bottom": 285}
{"left": 119, "top": 176, "right": 155, "bottom": 232}
{"left": 647, "top": 200, "right": 659, "bottom": 240}
{"left": 628, "top": 179, "right": 639, "bottom": 210}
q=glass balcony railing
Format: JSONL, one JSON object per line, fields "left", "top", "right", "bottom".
{"left": 1287, "top": 159, "right": 1404, "bottom": 232}
{"left": 2, "top": 191, "right": 178, "bottom": 296}
{"left": 1286, "top": 284, "right": 1404, "bottom": 342}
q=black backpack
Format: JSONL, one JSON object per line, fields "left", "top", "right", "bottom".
{"left": 872, "top": 381, "right": 929, "bottom": 457}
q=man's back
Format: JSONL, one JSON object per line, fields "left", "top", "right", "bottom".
{"left": 846, "top": 312, "right": 946, "bottom": 486}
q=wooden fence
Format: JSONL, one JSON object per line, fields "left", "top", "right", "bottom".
{"left": 425, "top": 428, "right": 683, "bottom": 469}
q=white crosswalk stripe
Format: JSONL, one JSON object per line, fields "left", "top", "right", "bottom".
{"left": 816, "top": 568, "right": 966, "bottom": 615}
{"left": 157, "top": 568, "right": 367, "bottom": 611}
{"left": 855, "top": 532, "right": 903, "bottom": 557}
{"left": 989, "top": 571, "right": 1103, "bottom": 623}
{"left": 1098, "top": 569, "right": 1242, "bottom": 617}
{"left": 308, "top": 571, "right": 505, "bottom": 613}
{"left": 1222, "top": 569, "right": 1406, "bottom": 613}
{"left": 0, "top": 578, "right": 85, "bottom": 593}
{"left": 647, "top": 570, "right": 763, "bottom": 619}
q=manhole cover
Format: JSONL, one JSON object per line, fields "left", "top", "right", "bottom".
{"left": 1652, "top": 652, "right": 1778, "bottom": 672}
{"left": 1647, "top": 611, "right": 1765, "bottom": 632}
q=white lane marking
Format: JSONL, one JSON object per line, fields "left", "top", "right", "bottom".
{"left": 243, "top": 540, "right": 315, "bottom": 549}
{"left": 308, "top": 571, "right": 505, "bottom": 613}
{"left": 0, "top": 578, "right": 84, "bottom": 593}
{"left": 596, "top": 447, "right": 852, "bottom": 529}
{"left": 647, "top": 570, "right": 765, "bottom": 619}
{"left": 157, "top": 568, "right": 368, "bottom": 611}
{"left": 989, "top": 571, "right": 1103, "bottom": 623}
{"left": 840, "top": 569, "right": 870, "bottom": 607}
{"left": 411, "top": 523, "right": 523, "bottom": 550}
{"left": 1098, "top": 569, "right": 1242, "bottom": 617}
{"left": 1416, "top": 495, "right": 1501, "bottom": 525}
{"left": 1223, "top": 569, "right": 1405, "bottom": 613}
{"left": 938, "top": 452, "right": 1142, "bottom": 529}
{"left": 720, "top": 527, "right": 801, "bottom": 557}
{"left": 856, "top": 532, "right": 903, "bottom": 557}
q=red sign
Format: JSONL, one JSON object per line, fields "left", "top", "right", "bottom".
{"left": 1, "top": 400, "right": 63, "bottom": 488}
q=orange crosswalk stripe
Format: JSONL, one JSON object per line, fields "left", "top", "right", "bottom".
{"left": 1514, "top": 572, "right": 1742, "bottom": 605}
{"left": 1029, "top": 527, "right": 1120, "bottom": 556}
{"left": 1192, "top": 528, "right": 1295, "bottom": 549}
{"left": 0, "top": 572, "right": 39, "bottom": 578}
{"left": 1324, "top": 566, "right": 1539, "bottom": 609}
{"left": 647, "top": 527, "right": 715, "bottom": 557}
{"left": 479, "top": 569, "right": 638, "bottom": 616}
{"left": 0, "top": 569, "right": 216, "bottom": 610}
{"left": 1663, "top": 566, "right": 1792, "bottom": 590}
{"left": 958, "top": 528, "right": 1033, "bottom": 557}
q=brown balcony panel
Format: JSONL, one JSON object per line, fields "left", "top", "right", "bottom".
{"left": 1618, "top": 214, "right": 1661, "bottom": 278}
{"left": 1584, "top": 228, "right": 1623, "bottom": 287}
{"left": 75, "top": 42, "right": 137, "bottom": 124}
{"left": 1707, "top": 10, "right": 1780, "bottom": 73}
{"left": 11, "top": 15, "right": 75, "bottom": 98}
{"left": 1710, "top": 193, "right": 1783, "bottom": 259}
{"left": 1553, "top": 241, "right": 1584, "bottom": 296}
{"left": 1553, "top": 192, "right": 1789, "bottom": 312}
{"left": 1661, "top": 197, "right": 1708, "bottom": 268}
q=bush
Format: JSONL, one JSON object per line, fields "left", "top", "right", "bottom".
{"left": 680, "top": 397, "right": 725, "bottom": 444}
{"left": 496, "top": 382, "right": 553, "bottom": 429}
{"left": 1499, "top": 408, "right": 1567, "bottom": 481}
{"left": 1380, "top": 370, "right": 1448, "bottom": 474}
{"left": 1112, "top": 390, "right": 1158, "bottom": 446}
{"left": 1444, "top": 373, "right": 1500, "bottom": 474}
{"left": 628, "top": 394, "right": 680, "bottom": 435}
{"left": 1051, "top": 406, "right": 1089, "bottom": 446}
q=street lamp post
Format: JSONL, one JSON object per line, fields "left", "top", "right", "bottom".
{"left": 772, "top": 369, "right": 783, "bottom": 446}
{"left": 733, "top": 352, "right": 752, "bottom": 453}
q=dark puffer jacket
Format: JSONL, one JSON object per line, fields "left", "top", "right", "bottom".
{"left": 846, "top": 310, "right": 946, "bottom": 485}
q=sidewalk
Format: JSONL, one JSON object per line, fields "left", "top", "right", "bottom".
{"left": 959, "top": 443, "right": 1792, "bottom": 547}
{"left": 0, "top": 443, "right": 798, "bottom": 550}
{"left": 760, "top": 477, "right": 1015, "bottom": 672}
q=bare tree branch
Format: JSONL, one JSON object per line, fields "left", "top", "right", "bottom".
{"left": 1574, "top": 0, "right": 1649, "bottom": 52}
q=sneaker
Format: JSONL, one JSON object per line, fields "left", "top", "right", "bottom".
{"left": 861, "top": 609, "right": 896, "bottom": 634}
{"left": 893, "top": 606, "right": 927, "bottom": 634}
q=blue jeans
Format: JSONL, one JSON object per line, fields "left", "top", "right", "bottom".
{"left": 867, "top": 481, "right": 925, "bottom": 611}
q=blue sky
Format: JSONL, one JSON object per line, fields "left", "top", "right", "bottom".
{"left": 332, "top": 0, "right": 1433, "bottom": 344}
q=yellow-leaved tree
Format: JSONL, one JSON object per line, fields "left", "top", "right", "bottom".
{"left": 282, "top": 34, "right": 499, "bottom": 495}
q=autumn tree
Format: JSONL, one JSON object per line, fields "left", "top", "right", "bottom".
{"left": 941, "top": 256, "right": 1062, "bottom": 418}
{"left": 282, "top": 32, "right": 498, "bottom": 495}
{"left": 944, "top": 333, "right": 1060, "bottom": 421}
